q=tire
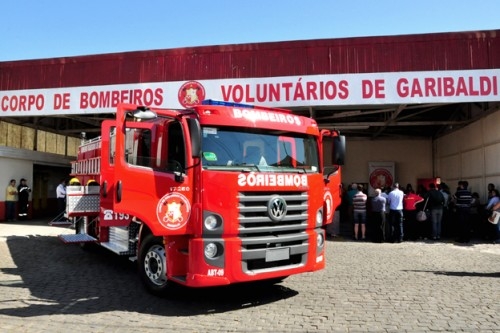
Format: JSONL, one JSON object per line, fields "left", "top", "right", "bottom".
{"left": 138, "top": 233, "right": 174, "bottom": 296}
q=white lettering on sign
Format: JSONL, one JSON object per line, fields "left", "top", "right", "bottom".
{"left": 237, "top": 173, "right": 308, "bottom": 187}
{"left": 232, "top": 108, "right": 302, "bottom": 126}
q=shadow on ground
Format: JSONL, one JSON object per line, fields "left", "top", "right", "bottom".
{"left": 0, "top": 234, "right": 297, "bottom": 317}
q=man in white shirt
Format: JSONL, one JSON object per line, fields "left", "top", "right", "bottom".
{"left": 387, "top": 182, "right": 405, "bottom": 242}
{"left": 56, "top": 179, "right": 67, "bottom": 221}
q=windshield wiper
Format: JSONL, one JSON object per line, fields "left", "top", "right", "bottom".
{"left": 231, "top": 163, "right": 261, "bottom": 172}
{"left": 241, "top": 163, "right": 261, "bottom": 172}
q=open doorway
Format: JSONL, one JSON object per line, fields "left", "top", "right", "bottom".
{"left": 32, "top": 164, "right": 71, "bottom": 219}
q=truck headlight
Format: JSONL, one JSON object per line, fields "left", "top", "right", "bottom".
{"left": 204, "top": 242, "right": 218, "bottom": 258}
{"left": 316, "top": 209, "right": 323, "bottom": 226}
{"left": 204, "top": 215, "right": 218, "bottom": 230}
{"left": 317, "top": 233, "right": 324, "bottom": 248}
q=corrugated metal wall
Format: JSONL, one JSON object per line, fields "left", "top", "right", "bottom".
{"left": 1, "top": 30, "right": 499, "bottom": 90}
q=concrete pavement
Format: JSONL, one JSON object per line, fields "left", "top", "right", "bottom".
{"left": 0, "top": 219, "right": 499, "bottom": 332}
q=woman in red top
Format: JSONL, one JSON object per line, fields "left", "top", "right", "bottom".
{"left": 403, "top": 189, "right": 424, "bottom": 240}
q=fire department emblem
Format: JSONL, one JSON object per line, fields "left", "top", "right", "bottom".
{"left": 178, "top": 81, "right": 206, "bottom": 108}
{"left": 369, "top": 168, "right": 393, "bottom": 190}
{"left": 157, "top": 193, "right": 191, "bottom": 230}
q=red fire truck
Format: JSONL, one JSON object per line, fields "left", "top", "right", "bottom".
{"left": 59, "top": 100, "right": 345, "bottom": 295}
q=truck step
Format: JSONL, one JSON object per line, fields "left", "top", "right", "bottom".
{"left": 100, "top": 241, "right": 133, "bottom": 256}
{"left": 49, "top": 220, "right": 73, "bottom": 226}
{"left": 59, "top": 233, "right": 97, "bottom": 243}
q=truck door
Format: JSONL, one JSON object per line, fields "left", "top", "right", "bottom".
{"left": 99, "top": 120, "right": 133, "bottom": 227}
{"left": 321, "top": 130, "right": 345, "bottom": 223}
{"left": 113, "top": 115, "right": 193, "bottom": 236}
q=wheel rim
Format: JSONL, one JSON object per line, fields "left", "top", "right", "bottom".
{"left": 143, "top": 244, "right": 167, "bottom": 286}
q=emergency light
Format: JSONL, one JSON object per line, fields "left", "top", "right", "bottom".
{"left": 201, "top": 99, "right": 255, "bottom": 109}
{"left": 131, "top": 107, "right": 157, "bottom": 120}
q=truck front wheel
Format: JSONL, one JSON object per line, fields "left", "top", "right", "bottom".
{"left": 138, "top": 233, "right": 171, "bottom": 296}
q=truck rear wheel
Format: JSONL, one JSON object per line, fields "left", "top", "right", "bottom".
{"left": 138, "top": 233, "right": 172, "bottom": 296}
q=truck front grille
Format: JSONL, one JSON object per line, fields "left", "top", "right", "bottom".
{"left": 237, "top": 191, "right": 309, "bottom": 274}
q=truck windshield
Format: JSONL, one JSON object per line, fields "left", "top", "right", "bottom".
{"left": 201, "top": 127, "right": 319, "bottom": 173}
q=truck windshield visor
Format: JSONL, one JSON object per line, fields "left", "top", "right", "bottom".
{"left": 201, "top": 127, "right": 319, "bottom": 173}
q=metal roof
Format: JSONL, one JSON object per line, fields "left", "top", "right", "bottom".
{"left": 1, "top": 29, "right": 499, "bottom": 139}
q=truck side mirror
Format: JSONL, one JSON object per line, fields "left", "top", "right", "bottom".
{"left": 332, "top": 135, "right": 346, "bottom": 166}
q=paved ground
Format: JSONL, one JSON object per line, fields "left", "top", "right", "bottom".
{"left": 0, "top": 219, "right": 499, "bottom": 332}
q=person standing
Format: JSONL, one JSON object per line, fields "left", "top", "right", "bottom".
{"left": 490, "top": 201, "right": 500, "bottom": 243}
{"left": 470, "top": 192, "right": 481, "bottom": 238}
{"left": 438, "top": 183, "right": 451, "bottom": 237}
{"left": 352, "top": 184, "right": 368, "bottom": 240}
{"left": 485, "top": 189, "right": 500, "bottom": 240}
{"left": 345, "top": 183, "right": 357, "bottom": 229}
{"left": 17, "top": 178, "right": 31, "bottom": 220}
{"left": 454, "top": 180, "right": 473, "bottom": 243}
{"left": 403, "top": 189, "right": 424, "bottom": 241}
{"left": 387, "top": 182, "right": 405, "bottom": 243}
{"left": 487, "top": 183, "right": 496, "bottom": 201}
{"left": 426, "top": 183, "right": 445, "bottom": 240}
{"left": 485, "top": 189, "right": 500, "bottom": 211}
{"left": 371, "top": 188, "right": 387, "bottom": 242}
{"left": 381, "top": 187, "right": 391, "bottom": 241}
{"left": 5, "top": 179, "right": 18, "bottom": 221}
{"left": 56, "top": 179, "right": 67, "bottom": 221}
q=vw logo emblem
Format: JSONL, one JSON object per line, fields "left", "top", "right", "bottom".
{"left": 267, "top": 196, "right": 287, "bottom": 222}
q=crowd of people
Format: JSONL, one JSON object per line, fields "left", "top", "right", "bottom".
{"left": 329, "top": 181, "right": 500, "bottom": 244}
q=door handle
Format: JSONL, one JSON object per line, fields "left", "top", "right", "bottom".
{"left": 102, "top": 181, "right": 107, "bottom": 198}
{"left": 116, "top": 180, "right": 122, "bottom": 203}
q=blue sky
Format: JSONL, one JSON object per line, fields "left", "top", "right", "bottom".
{"left": 1, "top": 0, "right": 499, "bottom": 62}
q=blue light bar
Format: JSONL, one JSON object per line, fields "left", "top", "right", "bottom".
{"left": 201, "top": 99, "right": 255, "bottom": 109}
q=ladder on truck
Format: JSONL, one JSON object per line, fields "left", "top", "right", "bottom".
{"left": 49, "top": 211, "right": 72, "bottom": 226}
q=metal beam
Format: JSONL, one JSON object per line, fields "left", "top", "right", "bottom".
{"left": 319, "top": 120, "right": 468, "bottom": 128}
{"left": 372, "top": 104, "right": 406, "bottom": 138}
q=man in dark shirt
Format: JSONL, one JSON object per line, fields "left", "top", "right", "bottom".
{"left": 454, "top": 180, "right": 473, "bottom": 243}
{"left": 426, "top": 183, "right": 445, "bottom": 240}
{"left": 17, "top": 178, "right": 31, "bottom": 220}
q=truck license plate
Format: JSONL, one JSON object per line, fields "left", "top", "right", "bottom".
{"left": 265, "top": 248, "right": 290, "bottom": 262}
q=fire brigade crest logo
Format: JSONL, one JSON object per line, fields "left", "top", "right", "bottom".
{"left": 369, "top": 168, "right": 394, "bottom": 190}
{"left": 178, "top": 81, "right": 206, "bottom": 108}
{"left": 157, "top": 193, "right": 191, "bottom": 230}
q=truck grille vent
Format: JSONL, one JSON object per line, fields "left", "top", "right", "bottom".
{"left": 237, "top": 191, "right": 309, "bottom": 273}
